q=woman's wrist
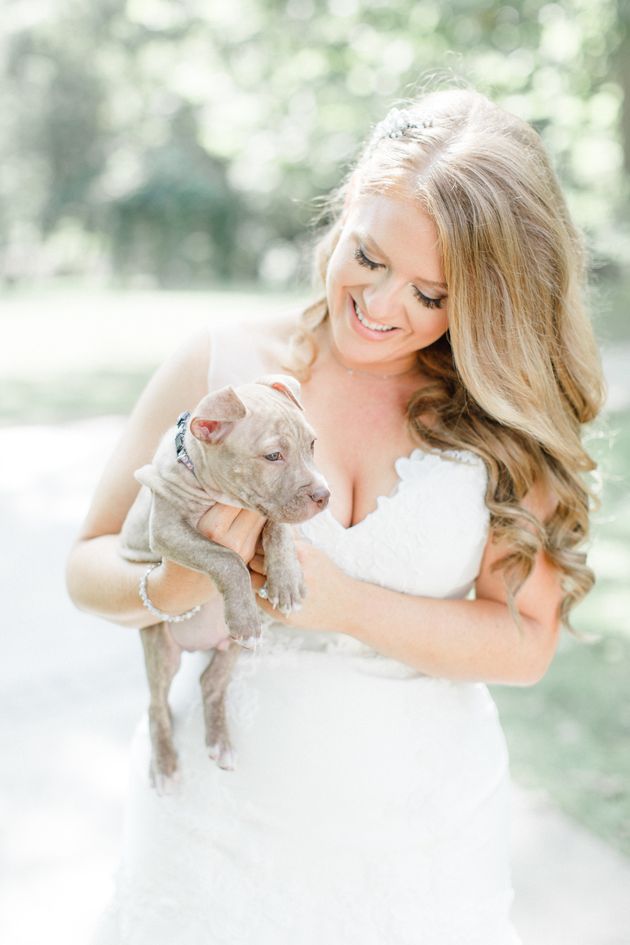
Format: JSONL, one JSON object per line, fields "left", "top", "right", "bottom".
{"left": 145, "top": 559, "right": 219, "bottom": 617}
{"left": 337, "top": 574, "right": 369, "bottom": 639}
{"left": 314, "top": 568, "right": 365, "bottom": 636}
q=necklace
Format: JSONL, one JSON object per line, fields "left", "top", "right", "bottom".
{"left": 330, "top": 348, "right": 420, "bottom": 382}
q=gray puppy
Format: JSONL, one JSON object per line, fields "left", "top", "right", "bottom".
{"left": 120, "top": 374, "right": 329, "bottom": 789}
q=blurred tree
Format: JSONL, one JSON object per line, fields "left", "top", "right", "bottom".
{"left": 0, "top": 0, "right": 627, "bottom": 287}
{"left": 108, "top": 106, "right": 244, "bottom": 286}
{"left": 616, "top": 0, "right": 630, "bottom": 174}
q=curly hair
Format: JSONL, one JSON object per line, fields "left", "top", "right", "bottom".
{"left": 284, "top": 88, "right": 606, "bottom": 631}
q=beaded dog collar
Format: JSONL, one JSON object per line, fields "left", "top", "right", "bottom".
{"left": 175, "top": 410, "right": 196, "bottom": 475}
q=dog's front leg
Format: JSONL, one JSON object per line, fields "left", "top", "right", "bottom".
{"left": 262, "top": 521, "right": 305, "bottom": 614}
{"left": 140, "top": 622, "right": 182, "bottom": 793}
{"left": 149, "top": 497, "right": 262, "bottom": 646}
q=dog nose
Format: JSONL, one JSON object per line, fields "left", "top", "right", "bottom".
{"left": 309, "top": 487, "right": 330, "bottom": 509}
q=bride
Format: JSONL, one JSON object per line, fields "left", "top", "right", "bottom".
{"left": 67, "top": 88, "right": 604, "bottom": 944}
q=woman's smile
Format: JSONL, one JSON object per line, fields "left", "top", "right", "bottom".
{"left": 325, "top": 193, "right": 450, "bottom": 374}
{"left": 349, "top": 295, "right": 400, "bottom": 339}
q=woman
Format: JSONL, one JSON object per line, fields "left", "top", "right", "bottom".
{"left": 67, "top": 89, "right": 604, "bottom": 944}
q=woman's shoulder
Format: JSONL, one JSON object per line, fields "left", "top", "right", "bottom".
{"left": 213, "top": 310, "right": 300, "bottom": 344}
{"left": 208, "top": 310, "right": 302, "bottom": 388}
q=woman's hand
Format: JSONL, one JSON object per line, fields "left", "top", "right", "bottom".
{"left": 249, "top": 537, "right": 351, "bottom": 633}
{"left": 148, "top": 504, "right": 267, "bottom": 620}
{"left": 196, "top": 504, "right": 267, "bottom": 565}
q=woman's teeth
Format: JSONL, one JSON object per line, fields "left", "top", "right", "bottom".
{"left": 353, "top": 300, "right": 395, "bottom": 332}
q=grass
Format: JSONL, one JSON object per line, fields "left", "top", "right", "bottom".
{"left": 3, "top": 282, "right": 630, "bottom": 857}
{"left": 0, "top": 369, "right": 152, "bottom": 424}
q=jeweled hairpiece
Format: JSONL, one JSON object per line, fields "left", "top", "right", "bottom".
{"left": 376, "top": 107, "right": 433, "bottom": 140}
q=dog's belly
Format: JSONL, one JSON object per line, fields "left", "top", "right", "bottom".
{"left": 169, "top": 595, "right": 230, "bottom": 651}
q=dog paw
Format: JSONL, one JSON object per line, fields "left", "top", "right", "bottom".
{"left": 207, "top": 740, "right": 236, "bottom": 770}
{"left": 230, "top": 626, "right": 263, "bottom": 650}
{"left": 225, "top": 603, "right": 262, "bottom": 647}
{"left": 217, "top": 746, "right": 236, "bottom": 770}
{"left": 150, "top": 764, "right": 181, "bottom": 796}
{"left": 264, "top": 566, "right": 305, "bottom": 615}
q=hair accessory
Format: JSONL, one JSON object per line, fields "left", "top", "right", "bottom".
{"left": 377, "top": 107, "right": 433, "bottom": 140}
{"left": 139, "top": 562, "right": 202, "bottom": 623}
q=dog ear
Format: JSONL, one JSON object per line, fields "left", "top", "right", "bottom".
{"left": 256, "top": 374, "right": 303, "bottom": 411}
{"left": 190, "top": 386, "right": 247, "bottom": 444}
{"left": 190, "top": 418, "right": 235, "bottom": 444}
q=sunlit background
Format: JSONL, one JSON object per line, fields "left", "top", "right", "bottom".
{"left": 1, "top": 2, "right": 629, "bottom": 944}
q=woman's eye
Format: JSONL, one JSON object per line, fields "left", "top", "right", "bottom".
{"left": 412, "top": 286, "right": 445, "bottom": 310}
{"left": 354, "top": 247, "right": 381, "bottom": 271}
{"left": 264, "top": 452, "right": 283, "bottom": 462}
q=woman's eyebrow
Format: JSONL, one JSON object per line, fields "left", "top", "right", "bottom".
{"left": 353, "top": 230, "right": 448, "bottom": 290}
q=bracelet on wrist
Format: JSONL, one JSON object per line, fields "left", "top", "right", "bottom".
{"left": 139, "top": 562, "right": 202, "bottom": 624}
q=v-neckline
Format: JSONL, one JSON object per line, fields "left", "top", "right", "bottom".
{"left": 317, "top": 445, "right": 479, "bottom": 532}
{"left": 322, "top": 447, "right": 421, "bottom": 532}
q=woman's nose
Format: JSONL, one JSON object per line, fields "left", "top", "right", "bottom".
{"left": 363, "top": 275, "right": 405, "bottom": 322}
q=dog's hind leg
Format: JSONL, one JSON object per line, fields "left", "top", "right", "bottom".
{"left": 200, "top": 642, "right": 241, "bottom": 770}
{"left": 140, "top": 622, "right": 182, "bottom": 793}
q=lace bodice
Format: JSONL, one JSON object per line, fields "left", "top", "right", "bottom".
{"left": 261, "top": 444, "right": 490, "bottom": 661}
{"left": 299, "top": 446, "right": 489, "bottom": 597}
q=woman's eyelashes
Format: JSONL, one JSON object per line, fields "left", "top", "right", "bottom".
{"left": 411, "top": 286, "right": 445, "bottom": 310}
{"left": 353, "top": 246, "right": 380, "bottom": 271}
{"left": 353, "top": 246, "right": 445, "bottom": 310}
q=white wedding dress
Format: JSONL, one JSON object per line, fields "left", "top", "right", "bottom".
{"left": 94, "top": 325, "right": 520, "bottom": 945}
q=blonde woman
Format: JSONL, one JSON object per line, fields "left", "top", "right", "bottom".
{"left": 68, "top": 89, "right": 605, "bottom": 944}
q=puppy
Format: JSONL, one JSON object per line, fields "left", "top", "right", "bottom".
{"left": 120, "top": 375, "right": 329, "bottom": 789}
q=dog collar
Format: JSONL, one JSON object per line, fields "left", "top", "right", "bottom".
{"left": 175, "top": 411, "right": 196, "bottom": 474}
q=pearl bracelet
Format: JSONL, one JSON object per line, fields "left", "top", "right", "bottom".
{"left": 139, "top": 562, "right": 202, "bottom": 624}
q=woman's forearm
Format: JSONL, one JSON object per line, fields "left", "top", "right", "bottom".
{"left": 341, "top": 576, "right": 558, "bottom": 686}
{"left": 66, "top": 534, "right": 220, "bottom": 630}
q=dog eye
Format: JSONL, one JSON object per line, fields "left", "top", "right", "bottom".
{"left": 264, "top": 452, "right": 283, "bottom": 462}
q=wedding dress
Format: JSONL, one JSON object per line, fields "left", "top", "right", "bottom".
{"left": 94, "top": 324, "right": 520, "bottom": 945}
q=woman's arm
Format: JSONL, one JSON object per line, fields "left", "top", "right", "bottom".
{"left": 66, "top": 329, "right": 265, "bottom": 629}
{"left": 251, "top": 482, "right": 563, "bottom": 685}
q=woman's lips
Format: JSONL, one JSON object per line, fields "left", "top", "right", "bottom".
{"left": 348, "top": 296, "right": 399, "bottom": 341}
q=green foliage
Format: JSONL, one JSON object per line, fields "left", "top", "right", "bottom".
{"left": 0, "top": 0, "right": 628, "bottom": 286}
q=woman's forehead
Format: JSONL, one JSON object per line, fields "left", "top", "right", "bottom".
{"left": 345, "top": 193, "right": 446, "bottom": 286}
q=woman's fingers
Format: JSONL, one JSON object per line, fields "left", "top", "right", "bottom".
{"left": 197, "top": 504, "right": 240, "bottom": 539}
{"left": 197, "top": 504, "right": 266, "bottom": 564}
{"left": 227, "top": 508, "right": 267, "bottom": 540}
{"left": 249, "top": 553, "right": 266, "bottom": 576}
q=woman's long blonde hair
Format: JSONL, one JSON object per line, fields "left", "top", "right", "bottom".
{"left": 287, "top": 88, "right": 606, "bottom": 630}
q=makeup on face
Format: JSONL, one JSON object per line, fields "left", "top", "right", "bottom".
{"left": 325, "top": 194, "right": 449, "bottom": 374}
